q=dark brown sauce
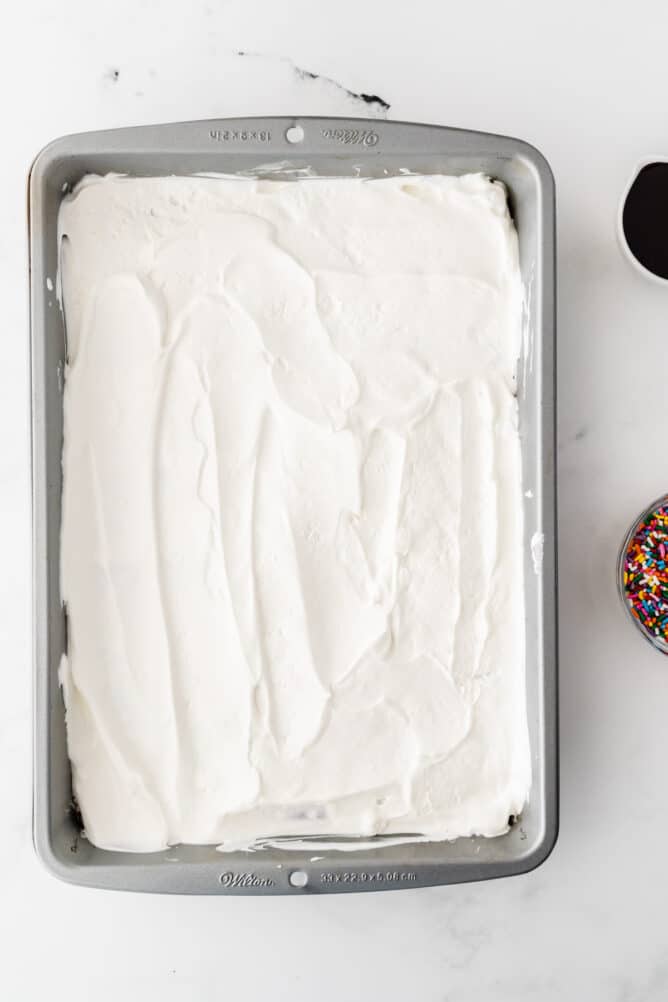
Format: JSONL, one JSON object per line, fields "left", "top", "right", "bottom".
{"left": 622, "top": 162, "right": 668, "bottom": 279}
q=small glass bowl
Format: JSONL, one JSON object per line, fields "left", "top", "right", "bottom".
{"left": 618, "top": 493, "right": 668, "bottom": 654}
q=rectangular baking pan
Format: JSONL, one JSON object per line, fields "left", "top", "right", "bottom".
{"left": 30, "top": 116, "right": 557, "bottom": 893}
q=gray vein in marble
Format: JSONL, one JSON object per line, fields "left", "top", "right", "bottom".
{"left": 235, "top": 50, "right": 390, "bottom": 116}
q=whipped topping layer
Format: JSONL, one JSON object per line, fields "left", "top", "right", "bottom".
{"left": 58, "top": 173, "right": 530, "bottom": 852}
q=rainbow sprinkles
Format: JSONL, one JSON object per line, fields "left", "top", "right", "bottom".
{"left": 622, "top": 499, "right": 668, "bottom": 649}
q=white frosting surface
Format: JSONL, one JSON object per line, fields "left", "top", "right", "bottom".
{"left": 58, "top": 173, "right": 529, "bottom": 852}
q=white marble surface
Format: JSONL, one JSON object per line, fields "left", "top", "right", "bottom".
{"left": 4, "top": 0, "right": 668, "bottom": 998}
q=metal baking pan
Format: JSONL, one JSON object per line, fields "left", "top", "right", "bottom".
{"left": 30, "top": 116, "right": 557, "bottom": 893}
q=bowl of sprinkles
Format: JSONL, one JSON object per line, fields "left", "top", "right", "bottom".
{"left": 620, "top": 495, "right": 668, "bottom": 652}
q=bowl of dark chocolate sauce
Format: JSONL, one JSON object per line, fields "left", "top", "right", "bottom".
{"left": 620, "top": 159, "right": 668, "bottom": 283}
